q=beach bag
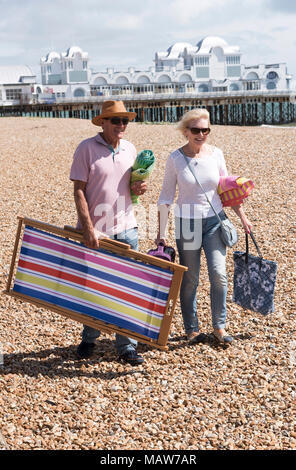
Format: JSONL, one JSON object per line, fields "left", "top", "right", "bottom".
{"left": 148, "top": 243, "right": 176, "bottom": 263}
{"left": 233, "top": 232, "right": 277, "bottom": 315}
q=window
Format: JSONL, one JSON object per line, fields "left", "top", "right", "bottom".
{"left": 266, "top": 81, "right": 276, "bottom": 90}
{"left": 198, "top": 84, "right": 209, "bottom": 92}
{"left": 213, "top": 86, "right": 227, "bottom": 92}
{"left": 47, "top": 65, "right": 52, "bottom": 73}
{"left": 5, "top": 89, "right": 22, "bottom": 100}
{"left": 245, "top": 81, "right": 260, "bottom": 91}
{"left": 196, "top": 56, "right": 209, "bottom": 66}
{"left": 226, "top": 56, "right": 240, "bottom": 65}
{"left": 83, "top": 61, "right": 88, "bottom": 69}
{"left": 267, "top": 71, "right": 278, "bottom": 80}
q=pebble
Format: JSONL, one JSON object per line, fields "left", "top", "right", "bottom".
{"left": 0, "top": 118, "right": 295, "bottom": 450}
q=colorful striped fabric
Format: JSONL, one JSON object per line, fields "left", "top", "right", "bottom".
{"left": 218, "top": 175, "right": 254, "bottom": 207}
{"left": 13, "top": 225, "right": 173, "bottom": 340}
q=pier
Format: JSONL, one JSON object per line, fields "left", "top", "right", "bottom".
{"left": 1, "top": 90, "right": 295, "bottom": 125}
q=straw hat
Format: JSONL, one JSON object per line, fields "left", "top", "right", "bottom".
{"left": 92, "top": 100, "right": 137, "bottom": 126}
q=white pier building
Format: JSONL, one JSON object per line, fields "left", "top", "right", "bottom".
{"left": 0, "top": 36, "right": 293, "bottom": 106}
{"left": 38, "top": 36, "right": 292, "bottom": 103}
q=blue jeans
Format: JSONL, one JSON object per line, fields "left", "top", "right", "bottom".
{"left": 82, "top": 227, "right": 138, "bottom": 355}
{"left": 175, "top": 213, "right": 228, "bottom": 335}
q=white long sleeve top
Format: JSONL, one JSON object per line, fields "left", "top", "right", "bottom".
{"left": 157, "top": 146, "right": 228, "bottom": 219}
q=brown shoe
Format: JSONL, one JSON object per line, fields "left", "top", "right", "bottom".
{"left": 187, "top": 331, "right": 207, "bottom": 344}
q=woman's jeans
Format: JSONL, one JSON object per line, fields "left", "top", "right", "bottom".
{"left": 82, "top": 227, "right": 138, "bottom": 355}
{"left": 176, "top": 213, "right": 228, "bottom": 335}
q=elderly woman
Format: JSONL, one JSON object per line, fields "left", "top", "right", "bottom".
{"left": 157, "top": 108, "right": 252, "bottom": 344}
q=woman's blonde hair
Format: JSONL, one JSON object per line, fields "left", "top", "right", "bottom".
{"left": 177, "top": 108, "right": 210, "bottom": 136}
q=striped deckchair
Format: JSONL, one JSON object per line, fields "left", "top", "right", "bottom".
{"left": 5, "top": 217, "right": 187, "bottom": 350}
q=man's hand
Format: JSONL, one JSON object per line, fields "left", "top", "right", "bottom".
{"left": 83, "top": 227, "right": 100, "bottom": 250}
{"left": 131, "top": 180, "right": 147, "bottom": 196}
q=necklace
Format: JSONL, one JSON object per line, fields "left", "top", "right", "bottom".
{"left": 182, "top": 144, "right": 202, "bottom": 159}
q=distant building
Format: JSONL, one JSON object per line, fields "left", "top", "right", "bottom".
{"left": 0, "top": 65, "right": 36, "bottom": 105}
{"left": 0, "top": 37, "right": 293, "bottom": 106}
{"left": 37, "top": 37, "right": 291, "bottom": 102}
{"left": 39, "top": 46, "right": 91, "bottom": 101}
{"left": 90, "top": 36, "right": 291, "bottom": 97}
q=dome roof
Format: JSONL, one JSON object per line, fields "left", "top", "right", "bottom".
{"left": 44, "top": 51, "right": 61, "bottom": 62}
{"left": 66, "top": 46, "right": 85, "bottom": 57}
{"left": 197, "top": 36, "right": 227, "bottom": 50}
{"left": 166, "top": 42, "right": 196, "bottom": 58}
{"left": 196, "top": 36, "right": 240, "bottom": 54}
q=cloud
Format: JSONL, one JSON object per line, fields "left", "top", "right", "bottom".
{"left": 168, "top": 0, "right": 235, "bottom": 24}
{"left": 0, "top": 0, "right": 295, "bottom": 78}
{"left": 265, "top": 0, "right": 296, "bottom": 13}
{"left": 0, "top": 43, "right": 26, "bottom": 58}
{"left": 104, "top": 13, "right": 144, "bottom": 31}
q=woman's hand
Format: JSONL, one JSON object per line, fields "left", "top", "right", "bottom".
{"left": 231, "top": 204, "right": 252, "bottom": 234}
{"left": 155, "top": 236, "right": 166, "bottom": 246}
{"left": 241, "top": 215, "right": 252, "bottom": 234}
{"left": 131, "top": 180, "right": 147, "bottom": 196}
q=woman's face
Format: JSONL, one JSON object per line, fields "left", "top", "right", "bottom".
{"left": 184, "top": 117, "right": 210, "bottom": 147}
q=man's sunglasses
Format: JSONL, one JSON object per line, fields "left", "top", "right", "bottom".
{"left": 187, "top": 127, "right": 211, "bottom": 135}
{"left": 106, "top": 117, "right": 129, "bottom": 125}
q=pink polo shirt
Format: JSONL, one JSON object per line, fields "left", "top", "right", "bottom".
{"left": 70, "top": 133, "right": 137, "bottom": 236}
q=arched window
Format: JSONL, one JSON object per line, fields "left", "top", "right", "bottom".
{"left": 198, "top": 84, "right": 209, "bottom": 92}
{"left": 229, "top": 83, "right": 239, "bottom": 91}
{"left": 179, "top": 73, "right": 192, "bottom": 83}
{"left": 74, "top": 88, "right": 85, "bottom": 97}
{"left": 116, "top": 76, "right": 129, "bottom": 84}
{"left": 246, "top": 72, "right": 259, "bottom": 80}
{"left": 137, "top": 75, "right": 151, "bottom": 84}
{"left": 93, "top": 76, "right": 108, "bottom": 85}
{"left": 158, "top": 74, "right": 171, "bottom": 83}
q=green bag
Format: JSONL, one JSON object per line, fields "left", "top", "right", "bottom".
{"left": 130, "top": 149, "right": 155, "bottom": 204}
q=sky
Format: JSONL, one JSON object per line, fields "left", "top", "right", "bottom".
{"left": 0, "top": 0, "right": 296, "bottom": 81}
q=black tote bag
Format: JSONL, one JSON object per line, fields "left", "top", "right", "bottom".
{"left": 233, "top": 232, "right": 277, "bottom": 315}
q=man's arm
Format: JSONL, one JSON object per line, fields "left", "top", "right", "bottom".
{"left": 73, "top": 180, "right": 100, "bottom": 249}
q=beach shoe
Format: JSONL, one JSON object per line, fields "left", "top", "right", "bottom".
{"left": 76, "top": 341, "right": 95, "bottom": 359}
{"left": 212, "top": 332, "right": 234, "bottom": 345}
{"left": 187, "top": 331, "right": 207, "bottom": 344}
{"left": 119, "top": 350, "right": 144, "bottom": 366}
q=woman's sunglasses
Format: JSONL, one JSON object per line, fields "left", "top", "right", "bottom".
{"left": 187, "top": 127, "right": 211, "bottom": 135}
{"left": 106, "top": 117, "right": 129, "bottom": 125}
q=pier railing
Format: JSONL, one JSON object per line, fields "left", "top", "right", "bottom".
{"left": 48, "top": 89, "right": 295, "bottom": 104}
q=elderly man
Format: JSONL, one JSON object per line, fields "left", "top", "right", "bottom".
{"left": 70, "top": 100, "right": 147, "bottom": 365}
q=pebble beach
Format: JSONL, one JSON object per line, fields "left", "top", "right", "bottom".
{"left": 0, "top": 117, "right": 295, "bottom": 450}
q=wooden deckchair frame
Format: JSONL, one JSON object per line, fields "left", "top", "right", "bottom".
{"left": 5, "top": 217, "right": 187, "bottom": 350}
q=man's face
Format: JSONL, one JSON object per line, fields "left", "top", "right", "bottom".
{"left": 101, "top": 116, "right": 129, "bottom": 144}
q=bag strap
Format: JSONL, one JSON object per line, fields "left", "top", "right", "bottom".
{"left": 180, "top": 149, "right": 223, "bottom": 225}
{"left": 245, "top": 231, "right": 263, "bottom": 263}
